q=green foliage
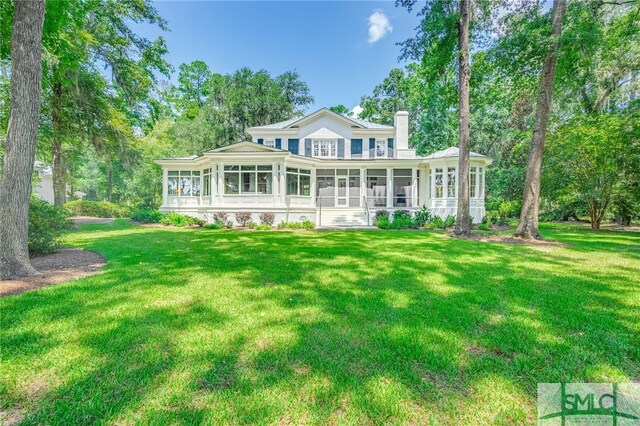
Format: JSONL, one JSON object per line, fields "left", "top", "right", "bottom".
{"left": 443, "top": 215, "right": 456, "bottom": 229}
{"left": 477, "top": 222, "right": 491, "bottom": 231}
{"left": 130, "top": 208, "right": 163, "bottom": 224}
{"left": 64, "top": 201, "right": 131, "bottom": 218}
{"left": 390, "top": 210, "right": 416, "bottom": 229}
{"left": 432, "top": 216, "right": 444, "bottom": 229}
{"left": 375, "top": 215, "right": 391, "bottom": 229}
{"left": 159, "top": 212, "right": 204, "bottom": 227}
{"left": 255, "top": 224, "right": 272, "bottom": 231}
{"left": 301, "top": 220, "right": 315, "bottom": 230}
{"left": 28, "top": 198, "right": 70, "bottom": 254}
{"left": 329, "top": 105, "right": 350, "bottom": 115}
{"left": 413, "top": 205, "right": 432, "bottom": 227}
{"left": 204, "top": 222, "right": 223, "bottom": 230}
{"left": 276, "top": 221, "right": 313, "bottom": 230}
{"left": 246, "top": 220, "right": 257, "bottom": 229}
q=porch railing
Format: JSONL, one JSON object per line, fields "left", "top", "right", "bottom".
{"left": 363, "top": 196, "right": 370, "bottom": 226}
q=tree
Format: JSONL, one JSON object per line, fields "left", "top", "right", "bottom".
{"left": 0, "top": 0, "right": 45, "bottom": 279}
{"left": 329, "top": 104, "right": 350, "bottom": 115}
{"left": 454, "top": 0, "right": 471, "bottom": 235}
{"left": 516, "top": 0, "right": 567, "bottom": 239}
{"left": 545, "top": 113, "right": 640, "bottom": 230}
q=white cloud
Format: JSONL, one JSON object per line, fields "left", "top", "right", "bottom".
{"left": 367, "top": 10, "right": 392, "bottom": 44}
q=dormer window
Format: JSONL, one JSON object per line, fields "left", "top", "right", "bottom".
{"left": 264, "top": 139, "right": 275, "bottom": 148}
{"left": 313, "top": 139, "right": 337, "bottom": 158}
{"left": 376, "top": 140, "right": 387, "bottom": 157}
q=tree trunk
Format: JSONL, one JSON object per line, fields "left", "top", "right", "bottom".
{"left": 454, "top": 0, "right": 471, "bottom": 236}
{"left": 52, "top": 80, "right": 66, "bottom": 206}
{"left": 107, "top": 164, "right": 113, "bottom": 202}
{"left": 0, "top": 0, "right": 46, "bottom": 279}
{"left": 515, "top": 0, "right": 567, "bottom": 240}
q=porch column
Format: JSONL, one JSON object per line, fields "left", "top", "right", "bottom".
{"left": 311, "top": 168, "right": 317, "bottom": 207}
{"left": 360, "top": 167, "right": 366, "bottom": 208}
{"left": 218, "top": 162, "right": 224, "bottom": 205}
{"left": 162, "top": 168, "right": 168, "bottom": 207}
{"left": 272, "top": 160, "right": 278, "bottom": 205}
{"left": 210, "top": 162, "right": 217, "bottom": 206}
{"left": 411, "top": 168, "right": 418, "bottom": 208}
{"left": 419, "top": 167, "right": 428, "bottom": 208}
{"left": 279, "top": 161, "right": 286, "bottom": 205}
{"left": 386, "top": 167, "right": 393, "bottom": 208}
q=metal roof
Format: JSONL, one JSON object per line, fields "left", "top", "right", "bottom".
{"left": 425, "top": 147, "right": 488, "bottom": 159}
{"left": 248, "top": 108, "right": 394, "bottom": 130}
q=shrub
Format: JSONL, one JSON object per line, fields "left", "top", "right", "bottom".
{"left": 443, "top": 215, "right": 456, "bottom": 228}
{"left": 29, "top": 197, "right": 70, "bottom": 254}
{"left": 374, "top": 210, "right": 389, "bottom": 220}
{"left": 130, "top": 208, "right": 163, "bottom": 224}
{"left": 390, "top": 210, "right": 415, "bottom": 229}
{"left": 212, "top": 212, "right": 228, "bottom": 223}
{"left": 204, "top": 222, "right": 223, "bottom": 230}
{"left": 246, "top": 220, "right": 257, "bottom": 229}
{"left": 277, "top": 221, "right": 304, "bottom": 230}
{"left": 235, "top": 211, "right": 252, "bottom": 226}
{"left": 413, "top": 206, "right": 432, "bottom": 227}
{"left": 375, "top": 215, "right": 391, "bottom": 229}
{"left": 225, "top": 221, "right": 233, "bottom": 229}
{"left": 302, "top": 220, "right": 315, "bottom": 230}
{"left": 259, "top": 212, "right": 275, "bottom": 226}
{"left": 159, "top": 212, "right": 204, "bottom": 227}
{"left": 478, "top": 222, "right": 491, "bottom": 231}
{"left": 256, "top": 224, "right": 272, "bottom": 231}
{"left": 432, "top": 216, "right": 444, "bottom": 229}
{"left": 64, "top": 200, "right": 131, "bottom": 218}
{"left": 424, "top": 222, "right": 436, "bottom": 230}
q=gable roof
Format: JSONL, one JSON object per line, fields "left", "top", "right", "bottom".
{"left": 203, "top": 140, "right": 286, "bottom": 154}
{"left": 425, "top": 147, "right": 489, "bottom": 159}
{"left": 248, "top": 108, "right": 394, "bottom": 130}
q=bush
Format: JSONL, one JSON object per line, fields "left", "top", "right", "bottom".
{"left": 64, "top": 200, "right": 130, "bottom": 218}
{"left": 130, "top": 208, "right": 163, "bottom": 224}
{"left": 443, "top": 215, "right": 456, "bottom": 228}
{"left": 432, "top": 216, "right": 444, "bottom": 229}
{"left": 390, "top": 210, "right": 415, "bottom": 229}
{"left": 413, "top": 205, "right": 432, "bottom": 227}
{"left": 478, "top": 222, "right": 491, "bottom": 231}
{"left": 29, "top": 198, "right": 70, "bottom": 254}
{"left": 259, "top": 212, "right": 275, "bottom": 226}
{"left": 374, "top": 210, "right": 389, "bottom": 221}
{"left": 277, "top": 221, "right": 304, "bottom": 230}
{"left": 204, "top": 222, "right": 223, "bottom": 230}
{"left": 375, "top": 215, "right": 391, "bottom": 229}
{"left": 302, "top": 220, "right": 315, "bottom": 230}
{"left": 212, "top": 212, "right": 228, "bottom": 223}
{"left": 424, "top": 222, "right": 436, "bottom": 230}
{"left": 255, "top": 224, "right": 272, "bottom": 231}
{"left": 159, "top": 212, "right": 204, "bottom": 227}
{"left": 235, "top": 211, "right": 252, "bottom": 226}
{"left": 246, "top": 220, "right": 257, "bottom": 229}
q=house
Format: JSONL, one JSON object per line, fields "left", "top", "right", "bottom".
{"left": 33, "top": 161, "right": 54, "bottom": 204}
{"left": 156, "top": 108, "right": 492, "bottom": 226}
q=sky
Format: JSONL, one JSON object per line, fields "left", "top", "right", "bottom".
{"left": 138, "top": 1, "right": 422, "bottom": 111}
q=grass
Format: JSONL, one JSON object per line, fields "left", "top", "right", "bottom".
{"left": 1, "top": 221, "right": 639, "bottom": 425}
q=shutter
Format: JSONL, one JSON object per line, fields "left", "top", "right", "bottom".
{"left": 275, "top": 138, "right": 281, "bottom": 149}
{"left": 351, "top": 139, "right": 362, "bottom": 157}
{"left": 305, "top": 138, "right": 312, "bottom": 156}
{"left": 387, "top": 138, "right": 394, "bottom": 158}
{"left": 369, "top": 138, "right": 375, "bottom": 157}
{"left": 337, "top": 138, "right": 345, "bottom": 158}
{"left": 288, "top": 139, "right": 299, "bottom": 155}
{"left": 257, "top": 138, "right": 264, "bottom": 145}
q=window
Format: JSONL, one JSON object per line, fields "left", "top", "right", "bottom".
{"left": 470, "top": 167, "right": 477, "bottom": 198}
{"left": 313, "top": 139, "right": 337, "bottom": 158}
{"left": 447, "top": 167, "right": 456, "bottom": 198}
{"left": 393, "top": 169, "right": 412, "bottom": 207}
{"left": 366, "top": 169, "right": 387, "bottom": 207}
{"left": 224, "top": 165, "right": 272, "bottom": 195}
{"left": 351, "top": 139, "right": 363, "bottom": 157}
{"left": 167, "top": 171, "right": 200, "bottom": 196}
{"left": 264, "top": 139, "right": 275, "bottom": 148}
{"left": 286, "top": 167, "right": 311, "bottom": 196}
{"left": 434, "top": 168, "right": 443, "bottom": 198}
{"left": 375, "top": 140, "right": 386, "bottom": 157}
{"left": 203, "top": 168, "right": 212, "bottom": 196}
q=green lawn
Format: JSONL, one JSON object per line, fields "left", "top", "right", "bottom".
{"left": 1, "top": 222, "right": 639, "bottom": 425}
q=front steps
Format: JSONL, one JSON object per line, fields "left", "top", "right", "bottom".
{"left": 317, "top": 208, "right": 370, "bottom": 227}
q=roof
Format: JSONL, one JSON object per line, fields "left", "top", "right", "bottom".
{"left": 248, "top": 108, "right": 394, "bottom": 130}
{"left": 425, "top": 147, "right": 488, "bottom": 159}
{"left": 34, "top": 160, "right": 52, "bottom": 176}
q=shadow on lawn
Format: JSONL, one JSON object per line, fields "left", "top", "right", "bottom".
{"left": 2, "top": 224, "right": 639, "bottom": 424}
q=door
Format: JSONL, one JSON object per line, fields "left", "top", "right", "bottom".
{"left": 337, "top": 177, "right": 347, "bottom": 206}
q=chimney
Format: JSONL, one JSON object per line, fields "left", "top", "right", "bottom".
{"left": 394, "top": 111, "right": 409, "bottom": 151}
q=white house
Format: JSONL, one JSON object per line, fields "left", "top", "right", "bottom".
{"left": 156, "top": 108, "right": 492, "bottom": 226}
{"left": 33, "top": 161, "right": 54, "bottom": 204}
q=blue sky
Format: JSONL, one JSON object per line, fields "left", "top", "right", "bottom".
{"left": 140, "top": 1, "right": 421, "bottom": 111}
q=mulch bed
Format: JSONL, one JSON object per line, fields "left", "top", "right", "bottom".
{"left": 449, "top": 232, "right": 567, "bottom": 246}
{"left": 0, "top": 249, "right": 106, "bottom": 297}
